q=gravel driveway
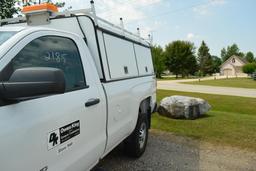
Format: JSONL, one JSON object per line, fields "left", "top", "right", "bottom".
{"left": 157, "top": 81, "right": 256, "bottom": 98}
{"left": 95, "top": 130, "right": 256, "bottom": 171}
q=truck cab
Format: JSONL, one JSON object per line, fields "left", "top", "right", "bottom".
{"left": 0, "top": 2, "right": 156, "bottom": 171}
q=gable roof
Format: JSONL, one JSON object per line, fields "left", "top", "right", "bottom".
{"left": 238, "top": 56, "right": 248, "bottom": 64}
{"left": 220, "top": 55, "right": 248, "bottom": 68}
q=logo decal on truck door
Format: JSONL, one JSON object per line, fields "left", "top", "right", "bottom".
{"left": 48, "top": 129, "right": 60, "bottom": 150}
{"left": 59, "top": 120, "right": 80, "bottom": 144}
{"left": 47, "top": 120, "right": 80, "bottom": 150}
{"left": 49, "top": 132, "right": 59, "bottom": 146}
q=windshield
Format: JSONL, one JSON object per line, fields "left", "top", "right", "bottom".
{"left": 0, "top": 31, "right": 17, "bottom": 46}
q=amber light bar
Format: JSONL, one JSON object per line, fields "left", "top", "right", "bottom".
{"left": 22, "top": 3, "right": 58, "bottom": 14}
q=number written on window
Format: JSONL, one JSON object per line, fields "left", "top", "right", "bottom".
{"left": 43, "top": 51, "right": 67, "bottom": 64}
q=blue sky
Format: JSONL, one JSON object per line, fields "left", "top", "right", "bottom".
{"left": 54, "top": 0, "right": 256, "bottom": 56}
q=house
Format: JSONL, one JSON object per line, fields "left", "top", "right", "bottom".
{"left": 220, "top": 55, "right": 248, "bottom": 77}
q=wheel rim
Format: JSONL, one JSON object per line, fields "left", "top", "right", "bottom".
{"left": 139, "top": 122, "right": 147, "bottom": 149}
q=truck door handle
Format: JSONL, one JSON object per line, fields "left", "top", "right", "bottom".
{"left": 85, "top": 98, "right": 100, "bottom": 107}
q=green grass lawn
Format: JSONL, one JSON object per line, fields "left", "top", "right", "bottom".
{"left": 152, "top": 90, "right": 256, "bottom": 151}
{"left": 183, "top": 78, "right": 256, "bottom": 89}
{"left": 157, "top": 77, "right": 196, "bottom": 81}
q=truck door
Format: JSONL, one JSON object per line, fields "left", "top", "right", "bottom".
{"left": 0, "top": 31, "right": 106, "bottom": 171}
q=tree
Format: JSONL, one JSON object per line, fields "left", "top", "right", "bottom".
{"left": 165, "top": 40, "right": 197, "bottom": 78}
{"left": 0, "top": 0, "right": 19, "bottom": 19}
{"left": 212, "top": 56, "right": 222, "bottom": 73}
{"left": 20, "top": 0, "right": 66, "bottom": 8}
{"left": 221, "top": 48, "right": 227, "bottom": 62}
{"left": 0, "top": 0, "right": 66, "bottom": 20}
{"left": 226, "top": 44, "right": 240, "bottom": 57}
{"left": 245, "top": 52, "right": 255, "bottom": 63}
{"left": 221, "top": 44, "right": 243, "bottom": 62}
{"left": 46, "top": 0, "right": 65, "bottom": 8}
{"left": 151, "top": 45, "right": 165, "bottom": 78}
{"left": 197, "top": 41, "right": 214, "bottom": 75}
{"left": 242, "top": 63, "right": 256, "bottom": 75}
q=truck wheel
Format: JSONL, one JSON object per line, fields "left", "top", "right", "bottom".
{"left": 124, "top": 113, "right": 149, "bottom": 158}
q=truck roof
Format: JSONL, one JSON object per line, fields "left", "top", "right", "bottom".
{"left": 0, "top": 26, "right": 25, "bottom": 32}
{"left": 0, "top": 25, "right": 81, "bottom": 38}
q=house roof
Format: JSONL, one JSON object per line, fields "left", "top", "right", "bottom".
{"left": 220, "top": 55, "right": 248, "bottom": 68}
{"left": 238, "top": 56, "right": 248, "bottom": 64}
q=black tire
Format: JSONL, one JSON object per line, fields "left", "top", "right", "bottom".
{"left": 124, "top": 113, "right": 149, "bottom": 158}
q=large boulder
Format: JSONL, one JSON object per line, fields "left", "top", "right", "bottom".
{"left": 158, "top": 96, "right": 211, "bottom": 119}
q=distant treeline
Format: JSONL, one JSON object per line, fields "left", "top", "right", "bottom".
{"left": 152, "top": 41, "right": 256, "bottom": 78}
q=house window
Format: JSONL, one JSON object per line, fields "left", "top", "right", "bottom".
{"left": 232, "top": 58, "right": 236, "bottom": 63}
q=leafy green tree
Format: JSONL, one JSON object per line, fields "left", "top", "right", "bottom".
{"left": 165, "top": 40, "right": 197, "bottom": 78}
{"left": 212, "top": 56, "right": 222, "bottom": 73}
{"left": 226, "top": 44, "right": 241, "bottom": 56}
{"left": 0, "top": 0, "right": 19, "bottom": 19}
{"left": 187, "top": 52, "right": 198, "bottom": 76}
{"left": 220, "top": 48, "right": 227, "bottom": 62}
{"left": 242, "top": 63, "right": 256, "bottom": 75}
{"left": 221, "top": 44, "right": 243, "bottom": 62}
{"left": 198, "top": 41, "right": 214, "bottom": 75}
{"left": 0, "top": 0, "right": 66, "bottom": 20}
{"left": 239, "top": 52, "right": 245, "bottom": 58}
{"left": 46, "top": 0, "right": 65, "bottom": 8}
{"left": 151, "top": 45, "right": 165, "bottom": 78}
{"left": 245, "top": 51, "right": 255, "bottom": 63}
{"left": 21, "top": 0, "right": 65, "bottom": 8}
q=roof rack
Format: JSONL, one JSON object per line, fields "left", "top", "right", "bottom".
{"left": 0, "top": 1, "right": 152, "bottom": 44}
{"left": 0, "top": 16, "right": 26, "bottom": 25}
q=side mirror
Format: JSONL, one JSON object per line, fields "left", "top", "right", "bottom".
{"left": 0, "top": 67, "right": 66, "bottom": 100}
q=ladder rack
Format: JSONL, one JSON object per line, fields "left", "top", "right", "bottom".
{"left": 0, "top": 1, "right": 151, "bottom": 44}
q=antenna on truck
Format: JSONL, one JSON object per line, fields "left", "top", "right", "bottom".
{"left": 90, "top": 0, "right": 98, "bottom": 25}
{"left": 137, "top": 28, "right": 142, "bottom": 43}
{"left": 137, "top": 28, "right": 140, "bottom": 37}
{"left": 148, "top": 34, "right": 153, "bottom": 46}
{"left": 120, "top": 18, "right": 125, "bottom": 36}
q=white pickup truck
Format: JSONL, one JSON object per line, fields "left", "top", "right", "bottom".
{"left": 0, "top": 2, "right": 156, "bottom": 171}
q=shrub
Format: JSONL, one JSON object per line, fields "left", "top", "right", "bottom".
{"left": 242, "top": 63, "right": 256, "bottom": 74}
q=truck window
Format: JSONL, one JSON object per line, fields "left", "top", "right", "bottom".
{"left": 0, "top": 31, "right": 17, "bottom": 46}
{"left": 2, "top": 36, "right": 86, "bottom": 92}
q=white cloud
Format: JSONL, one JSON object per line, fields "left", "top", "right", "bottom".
{"left": 54, "top": 0, "right": 163, "bottom": 39}
{"left": 133, "top": 0, "right": 162, "bottom": 6}
{"left": 187, "top": 33, "right": 195, "bottom": 40}
{"left": 193, "top": 0, "right": 227, "bottom": 15}
{"left": 97, "top": 0, "right": 164, "bottom": 39}
{"left": 193, "top": 5, "right": 209, "bottom": 15}
{"left": 97, "top": 0, "right": 162, "bottom": 23}
{"left": 97, "top": 0, "right": 145, "bottom": 24}
{"left": 174, "top": 25, "right": 181, "bottom": 30}
{"left": 211, "top": 0, "right": 226, "bottom": 5}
